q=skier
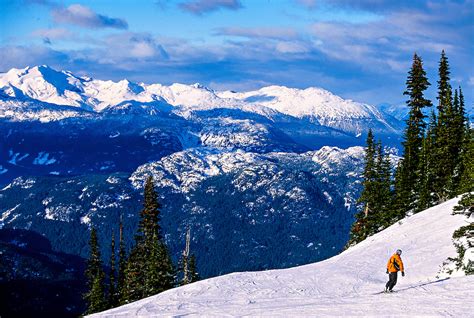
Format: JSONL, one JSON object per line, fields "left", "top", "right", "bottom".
{"left": 385, "top": 249, "right": 405, "bottom": 292}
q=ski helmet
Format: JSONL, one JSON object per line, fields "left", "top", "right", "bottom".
{"left": 396, "top": 249, "right": 402, "bottom": 255}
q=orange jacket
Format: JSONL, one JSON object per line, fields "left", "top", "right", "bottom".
{"left": 387, "top": 254, "right": 404, "bottom": 273}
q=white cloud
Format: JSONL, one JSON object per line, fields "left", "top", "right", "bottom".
{"left": 51, "top": 4, "right": 128, "bottom": 29}
{"left": 179, "top": 0, "right": 242, "bottom": 15}
{"left": 32, "top": 28, "right": 73, "bottom": 40}
{"left": 468, "top": 77, "right": 474, "bottom": 86}
{"left": 275, "top": 41, "right": 310, "bottom": 54}
{"left": 130, "top": 42, "right": 157, "bottom": 58}
{"left": 215, "top": 27, "right": 299, "bottom": 40}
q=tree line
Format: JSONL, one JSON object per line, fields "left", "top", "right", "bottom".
{"left": 349, "top": 51, "right": 473, "bottom": 245}
{"left": 83, "top": 176, "right": 199, "bottom": 315}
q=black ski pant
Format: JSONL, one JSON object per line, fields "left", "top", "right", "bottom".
{"left": 386, "top": 272, "right": 398, "bottom": 291}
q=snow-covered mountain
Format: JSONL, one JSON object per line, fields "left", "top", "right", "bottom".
{"left": 89, "top": 197, "right": 473, "bottom": 317}
{"left": 218, "top": 86, "right": 401, "bottom": 135}
{"left": 0, "top": 65, "right": 403, "bottom": 136}
{"left": 0, "top": 146, "right": 365, "bottom": 278}
{"left": 0, "top": 65, "right": 406, "bottom": 187}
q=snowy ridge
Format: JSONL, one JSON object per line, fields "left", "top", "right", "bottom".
{"left": 0, "top": 146, "right": 365, "bottom": 277}
{"left": 0, "top": 65, "right": 403, "bottom": 135}
{"left": 0, "top": 99, "right": 92, "bottom": 122}
{"left": 89, "top": 197, "right": 473, "bottom": 317}
{"left": 218, "top": 85, "right": 398, "bottom": 134}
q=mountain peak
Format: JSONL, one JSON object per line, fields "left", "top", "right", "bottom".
{"left": 0, "top": 65, "right": 405, "bottom": 135}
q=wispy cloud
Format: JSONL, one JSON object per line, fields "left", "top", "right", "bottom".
{"left": 214, "top": 27, "right": 299, "bottom": 40}
{"left": 51, "top": 4, "right": 128, "bottom": 29}
{"left": 295, "top": 0, "right": 443, "bottom": 12}
{"left": 66, "top": 32, "right": 169, "bottom": 71}
{"left": 295, "top": 0, "right": 317, "bottom": 10}
{"left": 23, "top": 0, "right": 58, "bottom": 6}
{"left": 310, "top": 5, "right": 471, "bottom": 72}
{"left": 179, "top": 0, "right": 242, "bottom": 15}
{"left": 31, "top": 28, "right": 74, "bottom": 45}
{"left": 0, "top": 45, "right": 70, "bottom": 71}
{"left": 468, "top": 77, "right": 474, "bottom": 86}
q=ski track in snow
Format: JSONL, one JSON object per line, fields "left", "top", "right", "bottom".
{"left": 89, "top": 198, "right": 474, "bottom": 317}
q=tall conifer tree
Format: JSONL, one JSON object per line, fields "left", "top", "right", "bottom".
{"left": 108, "top": 231, "right": 117, "bottom": 307}
{"left": 117, "top": 217, "right": 127, "bottom": 304}
{"left": 417, "top": 111, "right": 437, "bottom": 211}
{"left": 395, "top": 53, "right": 432, "bottom": 215}
{"left": 349, "top": 129, "right": 376, "bottom": 243}
{"left": 189, "top": 254, "right": 200, "bottom": 283}
{"left": 433, "top": 50, "right": 454, "bottom": 201}
{"left": 348, "top": 130, "right": 393, "bottom": 245}
{"left": 123, "top": 176, "right": 175, "bottom": 303}
{"left": 458, "top": 127, "right": 474, "bottom": 194}
{"left": 84, "top": 227, "right": 107, "bottom": 315}
{"left": 451, "top": 87, "right": 469, "bottom": 194}
{"left": 375, "top": 144, "right": 393, "bottom": 226}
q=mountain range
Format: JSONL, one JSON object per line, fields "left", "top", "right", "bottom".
{"left": 0, "top": 65, "right": 402, "bottom": 135}
{"left": 0, "top": 65, "right": 404, "bottom": 184}
{"left": 0, "top": 65, "right": 405, "bottom": 315}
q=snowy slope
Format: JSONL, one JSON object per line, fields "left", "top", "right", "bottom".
{"left": 89, "top": 197, "right": 473, "bottom": 317}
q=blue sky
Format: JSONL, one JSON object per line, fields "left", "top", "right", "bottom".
{"left": 1, "top": 0, "right": 473, "bottom": 106}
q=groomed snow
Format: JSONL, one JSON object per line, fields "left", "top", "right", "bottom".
{"left": 89, "top": 197, "right": 473, "bottom": 317}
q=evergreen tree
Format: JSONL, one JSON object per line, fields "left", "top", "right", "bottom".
{"left": 348, "top": 130, "right": 377, "bottom": 244}
{"left": 83, "top": 227, "right": 107, "bottom": 315}
{"left": 417, "top": 111, "right": 437, "bottom": 211}
{"left": 123, "top": 176, "right": 175, "bottom": 303}
{"left": 376, "top": 144, "right": 393, "bottom": 226}
{"left": 178, "top": 253, "right": 189, "bottom": 286}
{"left": 108, "top": 231, "right": 117, "bottom": 308}
{"left": 457, "top": 88, "right": 467, "bottom": 134}
{"left": 348, "top": 131, "right": 393, "bottom": 245}
{"left": 395, "top": 53, "right": 432, "bottom": 215}
{"left": 117, "top": 218, "right": 127, "bottom": 304}
{"left": 122, "top": 243, "right": 147, "bottom": 303}
{"left": 436, "top": 50, "right": 452, "bottom": 114}
{"left": 358, "top": 129, "right": 377, "bottom": 213}
{"left": 433, "top": 50, "right": 455, "bottom": 201}
{"left": 458, "top": 127, "right": 474, "bottom": 194}
{"left": 189, "top": 254, "right": 200, "bottom": 283}
{"left": 147, "top": 241, "right": 175, "bottom": 293}
{"left": 452, "top": 87, "right": 469, "bottom": 194}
